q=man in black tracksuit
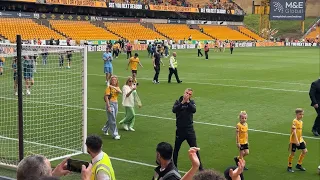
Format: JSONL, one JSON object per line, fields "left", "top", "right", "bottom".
{"left": 309, "top": 78, "right": 320, "bottom": 136}
{"left": 172, "top": 88, "right": 203, "bottom": 170}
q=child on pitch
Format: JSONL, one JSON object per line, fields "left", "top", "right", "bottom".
{"left": 287, "top": 108, "right": 307, "bottom": 172}
{"left": 127, "top": 53, "right": 143, "bottom": 85}
{"left": 234, "top": 111, "right": 249, "bottom": 170}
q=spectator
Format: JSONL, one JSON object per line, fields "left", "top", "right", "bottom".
{"left": 17, "top": 155, "right": 70, "bottom": 180}
{"left": 86, "top": 135, "right": 116, "bottom": 180}
{"left": 153, "top": 142, "right": 181, "bottom": 180}
{"left": 119, "top": 76, "right": 142, "bottom": 131}
{"left": 192, "top": 159, "right": 245, "bottom": 180}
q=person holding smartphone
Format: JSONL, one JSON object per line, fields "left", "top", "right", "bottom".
{"left": 119, "top": 76, "right": 142, "bottom": 131}
{"left": 102, "top": 75, "right": 122, "bottom": 140}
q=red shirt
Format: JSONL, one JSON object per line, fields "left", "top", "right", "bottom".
{"left": 204, "top": 45, "right": 209, "bottom": 52}
{"left": 127, "top": 44, "right": 132, "bottom": 51}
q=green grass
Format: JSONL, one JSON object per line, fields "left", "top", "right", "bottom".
{"left": 1, "top": 47, "right": 320, "bottom": 179}
{"left": 244, "top": 14, "right": 318, "bottom": 37}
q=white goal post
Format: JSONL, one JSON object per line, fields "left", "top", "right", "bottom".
{"left": 0, "top": 41, "right": 87, "bottom": 168}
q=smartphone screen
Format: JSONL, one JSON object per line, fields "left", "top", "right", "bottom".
{"left": 67, "top": 159, "right": 89, "bottom": 173}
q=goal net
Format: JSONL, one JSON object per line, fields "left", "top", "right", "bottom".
{"left": 0, "top": 43, "right": 87, "bottom": 167}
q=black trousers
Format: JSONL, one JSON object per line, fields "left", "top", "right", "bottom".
{"left": 197, "top": 49, "right": 203, "bottom": 57}
{"left": 127, "top": 51, "right": 132, "bottom": 59}
{"left": 173, "top": 128, "right": 203, "bottom": 170}
{"left": 230, "top": 48, "right": 234, "bottom": 54}
{"left": 168, "top": 68, "right": 181, "bottom": 83}
{"left": 313, "top": 107, "right": 320, "bottom": 133}
{"left": 153, "top": 66, "right": 160, "bottom": 82}
{"left": 205, "top": 51, "right": 208, "bottom": 59}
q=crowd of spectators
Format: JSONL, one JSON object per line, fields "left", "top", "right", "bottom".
{"left": 106, "top": 0, "right": 243, "bottom": 11}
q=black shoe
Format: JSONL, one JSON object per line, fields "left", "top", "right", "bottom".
{"left": 244, "top": 166, "right": 248, "bottom": 170}
{"left": 287, "top": 167, "right": 294, "bottom": 173}
{"left": 234, "top": 157, "right": 239, "bottom": 166}
{"left": 295, "top": 164, "right": 306, "bottom": 171}
{"left": 312, "top": 129, "right": 319, "bottom": 136}
{"left": 178, "top": 81, "right": 182, "bottom": 83}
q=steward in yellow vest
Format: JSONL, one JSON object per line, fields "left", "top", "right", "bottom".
{"left": 168, "top": 52, "right": 182, "bottom": 84}
{"left": 86, "top": 135, "right": 116, "bottom": 180}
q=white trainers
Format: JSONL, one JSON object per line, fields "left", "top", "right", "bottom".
{"left": 129, "top": 127, "right": 135, "bottom": 132}
{"left": 123, "top": 124, "right": 129, "bottom": 131}
{"left": 114, "top": 135, "right": 120, "bottom": 140}
{"left": 104, "top": 131, "right": 109, "bottom": 136}
{"left": 26, "top": 89, "right": 31, "bottom": 95}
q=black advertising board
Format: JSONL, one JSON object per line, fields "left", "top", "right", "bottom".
{"left": 269, "top": 0, "right": 306, "bottom": 20}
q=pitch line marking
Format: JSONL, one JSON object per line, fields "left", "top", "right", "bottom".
{"left": 0, "top": 96, "right": 318, "bottom": 140}
{"left": 88, "top": 74, "right": 308, "bottom": 93}
{"left": 88, "top": 73, "right": 310, "bottom": 85}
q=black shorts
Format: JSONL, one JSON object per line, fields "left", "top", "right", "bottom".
{"left": 240, "top": 144, "right": 249, "bottom": 150}
{"left": 131, "top": 70, "right": 137, "bottom": 74}
{"left": 291, "top": 142, "right": 306, "bottom": 152}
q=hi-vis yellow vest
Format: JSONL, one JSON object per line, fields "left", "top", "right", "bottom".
{"left": 170, "top": 56, "right": 178, "bottom": 68}
{"left": 91, "top": 152, "right": 116, "bottom": 180}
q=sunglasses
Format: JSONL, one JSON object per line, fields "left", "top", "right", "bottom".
{"left": 128, "top": 80, "right": 133, "bottom": 82}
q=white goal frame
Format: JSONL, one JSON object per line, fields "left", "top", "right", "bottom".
{"left": 0, "top": 43, "right": 87, "bottom": 168}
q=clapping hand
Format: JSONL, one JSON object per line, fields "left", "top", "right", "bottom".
{"left": 188, "top": 147, "right": 200, "bottom": 168}
{"left": 229, "top": 159, "right": 245, "bottom": 180}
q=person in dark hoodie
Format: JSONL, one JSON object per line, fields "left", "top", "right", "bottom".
{"left": 172, "top": 88, "right": 203, "bottom": 171}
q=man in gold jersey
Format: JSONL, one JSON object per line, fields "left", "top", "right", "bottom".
{"left": 287, "top": 108, "right": 307, "bottom": 173}
{"left": 234, "top": 111, "right": 249, "bottom": 170}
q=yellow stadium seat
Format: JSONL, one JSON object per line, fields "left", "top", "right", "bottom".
{"left": 154, "top": 24, "right": 211, "bottom": 41}
{"left": 105, "top": 22, "right": 166, "bottom": 41}
{"left": 238, "top": 26, "right": 265, "bottom": 41}
{"left": 198, "top": 25, "right": 253, "bottom": 41}
{"left": 305, "top": 27, "right": 320, "bottom": 39}
{"left": 0, "top": 18, "right": 64, "bottom": 42}
{"left": 49, "top": 20, "right": 119, "bottom": 42}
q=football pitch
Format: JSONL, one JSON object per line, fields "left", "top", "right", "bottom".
{"left": 0, "top": 47, "right": 320, "bottom": 179}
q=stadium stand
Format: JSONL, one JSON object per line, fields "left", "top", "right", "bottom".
{"left": 0, "top": 18, "right": 64, "bottom": 42}
{"left": 49, "top": 20, "right": 119, "bottom": 42}
{"left": 198, "top": 25, "right": 253, "bottom": 41}
{"left": 154, "top": 24, "right": 212, "bottom": 41}
{"left": 105, "top": 22, "right": 166, "bottom": 41}
{"left": 238, "top": 26, "right": 264, "bottom": 41}
{"left": 305, "top": 26, "right": 320, "bottom": 39}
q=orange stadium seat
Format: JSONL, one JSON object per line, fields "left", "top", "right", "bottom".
{"left": 105, "top": 22, "right": 166, "bottom": 41}
{"left": 238, "top": 26, "right": 265, "bottom": 41}
{"left": 49, "top": 20, "right": 119, "bottom": 42}
{"left": 305, "top": 27, "right": 320, "bottom": 39}
{"left": 198, "top": 25, "right": 252, "bottom": 41}
{"left": 154, "top": 24, "right": 211, "bottom": 41}
{"left": 0, "top": 18, "right": 64, "bottom": 42}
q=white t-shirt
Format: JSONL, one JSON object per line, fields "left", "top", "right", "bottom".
{"left": 122, "top": 85, "right": 135, "bottom": 107}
